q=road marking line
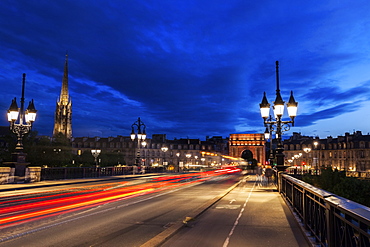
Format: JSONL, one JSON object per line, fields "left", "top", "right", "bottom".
{"left": 222, "top": 179, "right": 256, "bottom": 247}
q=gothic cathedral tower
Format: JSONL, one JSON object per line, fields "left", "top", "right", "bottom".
{"left": 53, "top": 54, "right": 72, "bottom": 139}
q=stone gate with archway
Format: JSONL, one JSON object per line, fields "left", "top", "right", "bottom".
{"left": 229, "top": 133, "right": 266, "bottom": 166}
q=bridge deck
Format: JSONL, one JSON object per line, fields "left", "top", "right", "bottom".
{"left": 161, "top": 174, "right": 311, "bottom": 247}
{"left": 0, "top": 174, "right": 312, "bottom": 246}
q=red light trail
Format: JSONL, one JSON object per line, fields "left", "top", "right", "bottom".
{"left": 0, "top": 169, "right": 240, "bottom": 229}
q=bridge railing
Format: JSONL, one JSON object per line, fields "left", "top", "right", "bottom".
{"left": 279, "top": 173, "right": 370, "bottom": 247}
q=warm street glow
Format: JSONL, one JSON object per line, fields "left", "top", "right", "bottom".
{"left": 0, "top": 169, "right": 240, "bottom": 228}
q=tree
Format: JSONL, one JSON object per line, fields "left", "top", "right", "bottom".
{"left": 302, "top": 168, "right": 370, "bottom": 207}
{"left": 23, "top": 132, "right": 74, "bottom": 167}
{"left": 317, "top": 167, "right": 345, "bottom": 190}
{"left": 333, "top": 177, "right": 370, "bottom": 207}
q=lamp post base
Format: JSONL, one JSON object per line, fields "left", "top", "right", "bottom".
{"left": 10, "top": 152, "right": 29, "bottom": 183}
{"left": 3, "top": 161, "right": 30, "bottom": 183}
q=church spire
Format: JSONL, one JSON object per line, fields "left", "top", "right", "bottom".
{"left": 53, "top": 53, "right": 72, "bottom": 139}
{"left": 60, "top": 53, "right": 69, "bottom": 104}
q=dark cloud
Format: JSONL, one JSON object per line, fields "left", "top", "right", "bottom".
{"left": 1, "top": 0, "right": 370, "bottom": 139}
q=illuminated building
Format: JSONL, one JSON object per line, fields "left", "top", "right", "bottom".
{"left": 228, "top": 133, "right": 266, "bottom": 166}
{"left": 53, "top": 54, "right": 72, "bottom": 139}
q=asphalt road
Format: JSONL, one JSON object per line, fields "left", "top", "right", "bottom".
{"left": 0, "top": 172, "right": 242, "bottom": 247}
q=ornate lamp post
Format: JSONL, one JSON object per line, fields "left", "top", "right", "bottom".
{"left": 176, "top": 152, "right": 181, "bottom": 172}
{"left": 260, "top": 61, "right": 298, "bottom": 171}
{"left": 130, "top": 117, "right": 146, "bottom": 166}
{"left": 91, "top": 149, "right": 101, "bottom": 167}
{"left": 7, "top": 74, "right": 37, "bottom": 180}
{"left": 141, "top": 141, "right": 147, "bottom": 167}
{"left": 313, "top": 141, "right": 319, "bottom": 173}
{"left": 201, "top": 157, "right": 206, "bottom": 168}
{"left": 264, "top": 127, "right": 275, "bottom": 166}
{"left": 7, "top": 74, "right": 37, "bottom": 152}
{"left": 186, "top": 153, "right": 191, "bottom": 170}
{"left": 161, "top": 146, "right": 168, "bottom": 171}
{"left": 303, "top": 147, "right": 312, "bottom": 169}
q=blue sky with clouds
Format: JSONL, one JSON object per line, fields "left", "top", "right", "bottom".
{"left": 1, "top": 0, "right": 370, "bottom": 139}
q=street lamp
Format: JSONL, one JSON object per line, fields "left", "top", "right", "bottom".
{"left": 130, "top": 117, "right": 146, "bottom": 166}
{"left": 91, "top": 149, "right": 101, "bottom": 167}
{"left": 313, "top": 141, "right": 319, "bottom": 173}
{"left": 141, "top": 141, "right": 147, "bottom": 167}
{"left": 259, "top": 61, "right": 298, "bottom": 171}
{"left": 161, "top": 146, "right": 168, "bottom": 170}
{"left": 201, "top": 157, "right": 206, "bottom": 168}
{"left": 186, "top": 153, "right": 191, "bottom": 170}
{"left": 176, "top": 152, "right": 180, "bottom": 172}
{"left": 7, "top": 74, "right": 37, "bottom": 180}
{"left": 7, "top": 74, "right": 37, "bottom": 153}
{"left": 303, "top": 147, "right": 312, "bottom": 169}
{"left": 264, "top": 127, "right": 275, "bottom": 166}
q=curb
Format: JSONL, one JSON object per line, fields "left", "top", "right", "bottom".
{"left": 140, "top": 179, "right": 242, "bottom": 247}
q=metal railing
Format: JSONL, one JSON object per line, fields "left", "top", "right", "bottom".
{"left": 279, "top": 173, "right": 370, "bottom": 247}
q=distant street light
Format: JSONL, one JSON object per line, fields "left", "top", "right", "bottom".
{"left": 91, "top": 149, "right": 101, "bottom": 167}
{"left": 7, "top": 73, "right": 37, "bottom": 180}
{"left": 186, "top": 153, "right": 191, "bottom": 170}
{"left": 161, "top": 146, "right": 168, "bottom": 171}
{"left": 313, "top": 141, "right": 320, "bottom": 173}
{"left": 260, "top": 61, "right": 298, "bottom": 171}
{"left": 201, "top": 157, "right": 206, "bottom": 168}
{"left": 176, "top": 152, "right": 180, "bottom": 172}
{"left": 303, "top": 147, "right": 312, "bottom": 168}
{"left": 141, "top": 141, "right": 147, "bottom": 167}
{"left": 130, "top": 117, "right": 146, "bottom": 166}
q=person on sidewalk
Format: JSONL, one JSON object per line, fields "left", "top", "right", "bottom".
{"left": 265, "top": 166, "right": 273, "bottom": 185}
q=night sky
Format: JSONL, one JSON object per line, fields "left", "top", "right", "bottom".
{"left": 1, "top": 1, "right": 370, "bottom": 140}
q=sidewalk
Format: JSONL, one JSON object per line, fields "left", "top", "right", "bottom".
{"left": 158, "top": 175, "right": 311, "bottom": 247}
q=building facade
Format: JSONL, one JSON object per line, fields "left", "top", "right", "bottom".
{"left": 283, "top": 131, "right": 370, "bottom": 172}
{"left": 228, "top": 133, "right": 266, "bottom": 166}
{"left": 53, "top": 54, "right": 72, "bottom": 139}
{"left": 71, "top": 134, "right": 230, "bottom": 168}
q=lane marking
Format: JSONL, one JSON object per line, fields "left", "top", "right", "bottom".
{"left": 222, "top": 178, "right": 256, "bottom": 247}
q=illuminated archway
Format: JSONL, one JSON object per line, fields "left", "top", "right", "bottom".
{"left": 241, "top": 149, "right": 253, "bottom": 161}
